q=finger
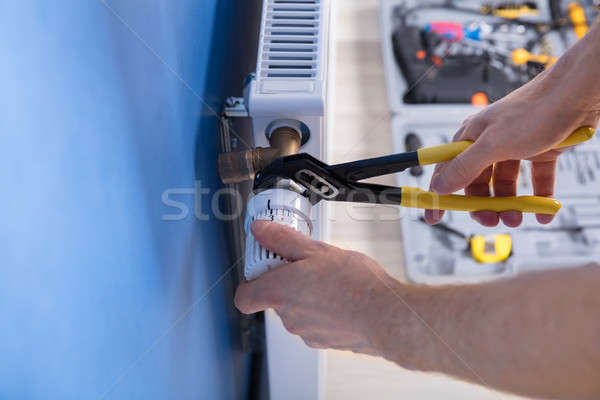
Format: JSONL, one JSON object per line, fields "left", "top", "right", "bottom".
{"left": 457, "top": 114, "right": 487, "bottom": 142}
{"left": 431, "top": 139, "right": 495, "bottom": 195}
{"left": 424, "top": 164, "right": 446, "bottom": 224}
{"left": 424, "top": 209, "right": 445, "bottom": 224}
{"left": 301, "top": 338, "right": 327, "bottom": 349}
{"left": 452, "top": 120, "right": 469, "bottom": 141}
{"left": 234, "top": 264, "right": 293, "bottom": 314}
{"left": 465, "top": 166, "right": 499, "bottom": 227}
{"left": 493, "top": 160, "right": 523, "bottom": 227}
{"left": 424, "top": 123, "right": 471, "bottom": 224}
{"left": 251, "top": 220, "right": 316, "bottom": 261}
{"left": 276, "top": 308, "right": 302, "bottom": 335}
{"left": 431, "top": 115, "right": 489, "bottom": 197}
{"left": 234, "top": 282, "right": 277, "bottom": 314}
{"left": 531, "top": 160, "right": 557, "bottom": 224}
{"left": 453, "top": 113, "right": 488, "bottom": 141}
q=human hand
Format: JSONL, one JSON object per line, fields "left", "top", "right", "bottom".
{"left": 425, "top": 65, "right": 599, "bottom": 227}
{"left": 234, "top": 220, "right": 396, "bottom": 354}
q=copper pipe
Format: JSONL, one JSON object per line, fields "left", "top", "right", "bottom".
{"left": 218, "top": 126, "right": 302, "bottom": 184}
{"left": 268, "top": 126, "right": 301, "bottom": 158}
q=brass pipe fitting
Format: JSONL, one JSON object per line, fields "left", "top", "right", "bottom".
{"left": 218, "top": 126, "right": 302, "bottom": 184}
{"left": 267, "top": 126, "right": 302, "bottom": 160}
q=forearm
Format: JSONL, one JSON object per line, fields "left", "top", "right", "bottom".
{"left": 372, "top": 264, "right": 600, "bottom": 399}
{"left": 548, "top": 17, "right": 600, "bottom": 114}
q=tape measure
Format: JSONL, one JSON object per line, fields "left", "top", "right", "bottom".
{"left": 419, "top": 218, "right": 513, "bottom": 264}
{"left": 470, "top": 234, "right": 513, "bottom": 263}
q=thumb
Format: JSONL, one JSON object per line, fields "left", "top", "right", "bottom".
{"left": 430, "top": 140, "right": 493, "bottom": 195}
{"left": 251, "top": 219, "right": 316, "bottom": 261}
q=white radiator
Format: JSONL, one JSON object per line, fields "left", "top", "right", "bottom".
{"left": 244, "top": 0, "right": 336, "bottom": 399}
{"left": 245, "top": 0, "right": 332, "bottom": 160}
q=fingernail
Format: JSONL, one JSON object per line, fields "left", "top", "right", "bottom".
{"left": 251, "top": 219, "right": 269, "bottom": 234}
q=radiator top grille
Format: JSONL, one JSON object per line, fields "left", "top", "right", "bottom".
{"left": 259, "top": 0, "right": 321, "bottom": 80}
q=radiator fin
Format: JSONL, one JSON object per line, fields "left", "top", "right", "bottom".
{"left": 259, "top": 0, "right": 322, "bottom": 81}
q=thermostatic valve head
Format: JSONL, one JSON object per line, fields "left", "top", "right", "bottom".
{"left": 244, "top": 189, "right": 313, "bottom": 281}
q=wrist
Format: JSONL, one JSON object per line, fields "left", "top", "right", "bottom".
{"left": 365, "top": 282, "right": 477, "bottom": 376}
{"left": 365, "top": 280, "right": 430, "bottom": 370}
{"left": 549, "top": 24, "right": 600, "bottom": 113}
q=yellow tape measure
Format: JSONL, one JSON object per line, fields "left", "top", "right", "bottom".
{"left": 470, "top": 234, "right": 512, "bottom": 263}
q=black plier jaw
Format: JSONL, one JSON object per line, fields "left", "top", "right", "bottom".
{"left": 253, "top": 152, "right": 420, "bottom": 205}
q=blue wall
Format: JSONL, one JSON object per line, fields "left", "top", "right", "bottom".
{"left": 0, "top": 1, "right": 260, "bottom": 398}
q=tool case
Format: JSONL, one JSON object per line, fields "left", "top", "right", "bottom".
{"left": 380, "top": 0, "right": 600, "bottom": 284}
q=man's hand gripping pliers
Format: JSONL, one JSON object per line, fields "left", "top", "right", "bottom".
{"left": 253, "top": 127, "right": 595, "bottom": 215}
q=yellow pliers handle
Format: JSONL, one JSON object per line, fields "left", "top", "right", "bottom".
{"left": 400, "top": 187, "right": 562, "bottom": 214}
{"left": 402, "top": 126, "right": 596, "bottom": 214}
{"left": 417, "top": 126, "right": 595, "bottom": 166}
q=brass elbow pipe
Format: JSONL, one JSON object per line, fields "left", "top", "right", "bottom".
{"left": 218, "top": 126, "right": 302, "bottom": 184}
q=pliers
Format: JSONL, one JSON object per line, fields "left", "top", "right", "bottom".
{"left": 254, "top": 127, "right": 595, "bottom": 215}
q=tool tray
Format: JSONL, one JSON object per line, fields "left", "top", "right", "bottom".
{"left": 380, "top": 0, "right": 600, "bottom": 284}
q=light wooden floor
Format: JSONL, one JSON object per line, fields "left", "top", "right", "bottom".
{"left": 327, "top": 0, "right": 405, "bottom": 282}
{"left": 325, "top": 1, "right": 524, "bottom": 399}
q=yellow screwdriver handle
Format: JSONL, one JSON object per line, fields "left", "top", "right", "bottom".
{"left": 417, "top": 126, "right": 596, "bottom": 166}
{"left": 569, "top": 2, "right": 588, "bottom": 39}
{"left": 511, "top": 48, "right": 557, "bottom": 67}
{"left": 400, "top": 187, "right": 562, "bottom": 214}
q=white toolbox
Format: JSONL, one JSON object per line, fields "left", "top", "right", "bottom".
{"left": 379, "top": 0, "right": 600, "bottom": 284}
